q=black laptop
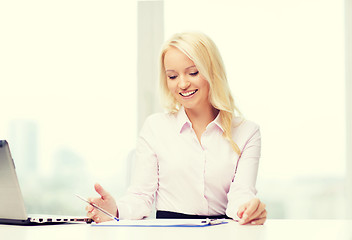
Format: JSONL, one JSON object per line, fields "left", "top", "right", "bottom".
{"left": 0, "top": 140, "right": 92, "bottom": 225}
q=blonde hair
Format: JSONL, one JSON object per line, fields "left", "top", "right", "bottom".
{"left": 159, "top": 32, "right": 242, "bottom": 155}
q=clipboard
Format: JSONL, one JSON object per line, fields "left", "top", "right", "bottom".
{"left": 91, "top": 218, "right": 229, "bottom": 227}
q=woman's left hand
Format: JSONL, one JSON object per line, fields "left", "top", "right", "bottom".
{"left": 237, "top": 198, "right": 267, "bottom": 225}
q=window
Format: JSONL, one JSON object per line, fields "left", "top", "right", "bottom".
{"left": 0, "top": 1, "right": 137, "bottom": 215}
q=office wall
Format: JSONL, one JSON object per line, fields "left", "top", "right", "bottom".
{"left": 164, "top": 0, "right": 346, "bottom": 218}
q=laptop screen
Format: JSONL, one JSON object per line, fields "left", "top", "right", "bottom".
{"left": 0, "top": 140, "right": 29, "bottom": 220}
{"left": 0, "top": 140, "right": 92, "bottom": 225}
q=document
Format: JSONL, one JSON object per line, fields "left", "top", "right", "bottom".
{"left": 92, "top": 218, "right": 229, "bottom": 227}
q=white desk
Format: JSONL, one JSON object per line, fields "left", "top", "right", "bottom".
{"left": 1, "top": 219, "right": 351, "bottom": 240}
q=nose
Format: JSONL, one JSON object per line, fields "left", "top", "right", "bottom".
{"left": 178, "top": 75, "right": 190, "bottom": 90}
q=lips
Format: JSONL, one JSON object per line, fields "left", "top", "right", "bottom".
{"left": 179, "top": 89, "right": 198, "bottom": 97}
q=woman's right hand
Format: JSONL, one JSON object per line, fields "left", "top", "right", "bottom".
{"left": 86, "top": 183, "right": 118, "bottom": 223}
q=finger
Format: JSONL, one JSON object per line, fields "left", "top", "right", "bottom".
{"left": 87, "top": 209, "right": 103, "bottom": 223}
{"left": 243, "top": 208, "right": 267, "bottom": 225}
{"left": 94, "top": 183, "right": 110, "bottom": 200}
{"left": 86, "top": 211, "right": 95, "bottom": 219}
{"left": 251, "top": 208, "right": 267, "bottom": 222}
{"left": 241, "top": 199, "right": 259, "bottom": 222}
{"left": 250, "top": 216, "right": 266, "bottom": 225}
{"left": 237, "top": 204, "right": 247, "bottom": 219}
{"left": 89, "top": 211, "right": 110, "bottom": 223}
{"left": 92, "top": 209, "right": 98, "bottom": 215}
{"left": 250, "top": 210, "right": 267, "bottom": 225}
{"left": 247, "top": 202, "right": 266, "bottom": 222}
{"left": 85, "top": 205, "right": 94, "bottom": 212}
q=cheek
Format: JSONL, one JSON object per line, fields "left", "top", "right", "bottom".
{"left": 167, "top": 80, "right": 177, "bottom": 93}
{"left": 199, "top": 77, "right": 210, "bottom": 93}
{"left": 200, "top": 81, "right": 211, "bottom": 101}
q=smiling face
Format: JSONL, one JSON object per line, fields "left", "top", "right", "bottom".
{"left": 164, "top": 47, "right": 212, "bottom": 112}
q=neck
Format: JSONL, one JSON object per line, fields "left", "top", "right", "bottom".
{"left": 184, "top": 104, "right": 219, "bottom": 129}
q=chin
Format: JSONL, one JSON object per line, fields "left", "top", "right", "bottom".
{"left": 182, "top": 103, "right": 198, "bottom": 111}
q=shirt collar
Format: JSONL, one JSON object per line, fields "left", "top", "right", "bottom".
{"left": 176, "top": 106, "right": 224, "bottom": 133}
{"left": 176, "top": 106, "right": 192, "bottom": 133}
{"left": 210, "top": 112, "right": 224, "bottom": 132}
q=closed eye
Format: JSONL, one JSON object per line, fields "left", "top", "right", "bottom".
{"left": 190, "top": 71, "right": 199, "bottom": 76}
{"left": 168, "top": 75, "right": 177, "bottom": 80}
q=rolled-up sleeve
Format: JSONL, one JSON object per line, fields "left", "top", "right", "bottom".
{"left": 226, "top": 126, "right": 261, "bottom": 220}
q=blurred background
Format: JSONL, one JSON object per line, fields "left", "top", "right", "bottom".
{"left": 0, "top": 0, "right": 350, "bottom": 219}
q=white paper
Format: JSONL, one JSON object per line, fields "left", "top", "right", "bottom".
{"left": 92, "top": 219, "right": 229, "bottom": 227}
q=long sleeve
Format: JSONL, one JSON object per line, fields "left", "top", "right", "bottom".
{"left": 116, "top": 118, "right": 159, "bottom": 220}
{"left": 225, "top": 125, "right": 261, "bottom": 220}
{"left": 116, "top": 109, "right": 262, "bottom": 219}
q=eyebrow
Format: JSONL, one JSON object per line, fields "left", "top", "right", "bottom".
{"left": 165, "top": 65, "right": 197, "bottom": 72}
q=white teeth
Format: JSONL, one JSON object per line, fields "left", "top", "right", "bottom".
{"left": 180, "top": 90, "right": 196, "bottom": 97}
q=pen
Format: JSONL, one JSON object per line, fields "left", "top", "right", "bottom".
{"left": 75, "top": 194, "right": 119, "bottom": 222}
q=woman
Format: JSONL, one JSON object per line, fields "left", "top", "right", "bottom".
{"left": 86, "top": 32, "right": 267, "bottom": 225}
